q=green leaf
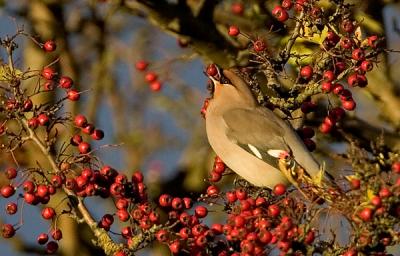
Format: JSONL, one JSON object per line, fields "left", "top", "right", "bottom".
{"left": 0, "top": 64, "right": 24, "bottom": 81}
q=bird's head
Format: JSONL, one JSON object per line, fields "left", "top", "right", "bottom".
{"left": 206, "top": 67, "right": 257, "bottom": 108}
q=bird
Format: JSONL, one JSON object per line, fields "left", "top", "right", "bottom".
{"left": 205, "top": 68, "right": 321, "bottom": 188}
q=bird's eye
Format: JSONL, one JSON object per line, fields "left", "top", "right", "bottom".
{"left": 220, "top": 77, "right": 231, "bottom": 85}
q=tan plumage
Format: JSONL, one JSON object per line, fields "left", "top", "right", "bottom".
{"left": 205, "top": 69, "right": 320, "bottom": 188}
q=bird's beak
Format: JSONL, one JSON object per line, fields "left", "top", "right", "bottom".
{"left": 209, "top": 76, "right": 224, "bottom": 97}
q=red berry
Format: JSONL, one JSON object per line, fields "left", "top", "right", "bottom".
{"left": 370, "top": 196, "right": 382, "bottom": 207}
{"left": 91, "top": 129, "right": 104, "bottom": 140}
{"left": 358, "top": 207, "right": 373, "bottom": 222}
{"left": 74, "top": 115, "right": 87, "bottom": 127}
{"left": 211, "top": 223, "right": 223, "bottom": 234}
{"left": 132, "top": 171, "right": 144, "bottom": 183}
{"left": 2, "top": 224, "right": 15, "bottom": 238}
{"left": 367, "top": 35, "right": 379, "bottom": 48}
{"left": 38, "top": 113, "right": 50, "bottom": 126}
{"left": 117, "top": 209, "right": 130, "bottom": 222}
{"left": 67, "top": 89, "right": 80, "bottom": 101}
{"left": 226, "top": 191, "right": 237, "bottom": 203}
{"left": 272, "top": 6, "right": 289, "bottom": 22}
{"left": 335, "top": 61, "right": 346, "bottom": 73}
{"left": 149, "top": 211, "right": 160, "bottom": 223}
{"left": 208, "top": 171, "right": 221, "bottom": 183}
{"left": 347, "top": 73, "right": 358, "bottom": 87}
{"left": 240, "top": 200, "right": 251, "bottom": 211}
{"left": 24, "top": 192, "right": 37, "bottom": 204}
{"left": 121, "top": 226, "right": 132, "bottom": 239}
{"left": 341, "top": 19, "right": 355, "bottom": 33}
{"left": 114, "top": 250, "right": 129, "bottom": 256}
{"left": 277, "top": 240, "right": 291, "bottom": 252}
{"left": 135, "top": 60, "right": 148, "bottom": 71}
{"left": 43, "top": 40, "right": 56, "bottom": 52}
{"left": 231, "top": 2, "right": 244, "bottom": 15}
{"left": 169, "top": 240, "right": 181, "bottom": 254}
{"left": 300, "top": 101, "right": 317, "bottom": 114}
{"left": 228, "top": 25, "right": 240, "bottom": 36}
{"left": 234, "top": 215, "right": 246, "bottom": 228}
{"left": 253, "top": 39, "right": 266, "bottom": 52}
{"left": 41, "top": 207, "right": 56, "bottom": 219}
{"left": 59, "top": 76, "right": 73, "bottom": 89}
{"left": 214, "top": 160, "right": 226, "bottom": 173}
{"left": 182, "top": 197, "right": 192, "bottom": 209}
{"left": 206, "top": 64, "right": 218, "bottom": 76}
{"left": 326, "top": 31, "right": 339, "bottom": 43}
{"left": 37, "top": 233, "right": 49, "bottom": 244}
{"left": 23, "top": 180, "right": 35, "bottom": 193}
{"left": 179, "top": 227, "right": 190, "bottom": 239}
{"left": 101, "top": 214, "right": 114, "bottom": 227}
{"left": 331, "top": 107, "right": 345, "bottom": 120}
{"left": 258, "top": 230, "right": 272, "bottom": 244}
{"left": 82, "top": 123, "right": 95, "bottom": 134}
{"left": 171, "top": 197, "right": 183, "bottom": 210}
{"left": 5, "top": 202, "right": 17, "bottom": 215}
{"left": 305, "top": 230, "right": 315, "bottom": 244}
{"left": 310, "top": 6, "right": 322, "bottom": 18}
{"left": 273, "top": 183, "right": 286, "bottom": 196}
{"left": 46, "top": 241, "right": 59, "bottom": 254}
{"left": 255, "top": 197, "right": 267, "bottom": 207}
{"left": 42, "top": 67, "right": 56, "bottom": 80}
{"left": 145, "top": 72, "right": 157, "bottom": 83}
{"left": 195, "top": 206, "right": 208, "bottom": 218}
{"left": 360, "top": 60, "right": 373, "bottom": 72}
{"left": 332, "top": 83, "right": 344, "bottom": 95}
{"left": 323, "top": 70, "right": 335, "bottom": 82}
{"left": 159, "top": 194, "right": 172, "bottom": 207}
{"left": 342, "top": 100, "right": 356, "bottom": 111}
{"left": 340, "top": 37, "right": 353, "bottom": 49}
{"left": 343, "top": 249, "right": 357, "bottom": 256}
{"left": 350, "top": 178, "right": 360, "bottom": 190}
{"left": 357, "top": 74, "right": 368, "bottom": 87}
{"left": 23, "top": 99, "right": 33, "bottom": 111}
{"left": 321, "top": 81, "right": 332, "bottom": 93}
{"left": 1, "top": 185, "right": 15, "bottom": 198}
{"left": 294, "top": 0, "right": 307, "bottom": 12}
{"left": 78, "top": 142, "right": 91, "bottom": 154}
{"left": 319, "top": 122, "right": 332, "bottom": 134}
{"left": 206, "top": 185, "right": 219, "bottom": 197}
{"left": 392, "top": 162, "right": 400, "bottom": 173}
{"left": 51, "top": 228, "right": 63, "bottom": 240}
{"left": 5, "top": 167, "right": 17, "bottom": 179}
{"left": 300, "top": 65, "right": 313, "bottom": 80}
{"left": 149, "top": 81, "right": 162, "bottom": 91}
{"left": 268, "top": 204, "right": 280, "bottom": 217}
{"left": 156, "top": 229, "right": 169, "bottom": 242}
{"left": 379, "top": 187, "right": 392, "bottom": 198}
{"left": 352, "top": 48, "right": 365, "bottom": 61}
{"left": 340, "top": 89, "right": 352, "bottom": 101}
{"left": 281, "top": 0, "right": 293, "bottom": 10}
{"left": 37, "top": 184, "right": 49, "bottom": 198}
{"left": 70, "top": 134, "right": 83, "bottom": 146}
{"left": 28, "top": 117, "right": 39, "bottom": 128}
{"left": 235, "top": 188, "right": 247, "bottom": 200}
{"left": 43, "top": 81, "right": 55, "bottom": 91}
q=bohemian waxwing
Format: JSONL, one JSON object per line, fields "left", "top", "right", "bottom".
{"left": 205, "top": 68, "right": 320, "bottom": 188}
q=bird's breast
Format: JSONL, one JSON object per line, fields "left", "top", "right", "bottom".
{"left": 205, "top": 114, "right": 288, "bottom": 188}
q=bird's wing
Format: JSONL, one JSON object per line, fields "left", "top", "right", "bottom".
{"left": 222, "top": 107, "right": 291, "bottom": 167}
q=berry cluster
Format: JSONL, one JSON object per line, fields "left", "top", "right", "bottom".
{"left": 154, "top": 171, "right": 316, "bottom": 255}
{"left": 135, "top": 60, "right": 163, "bottom": 92}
